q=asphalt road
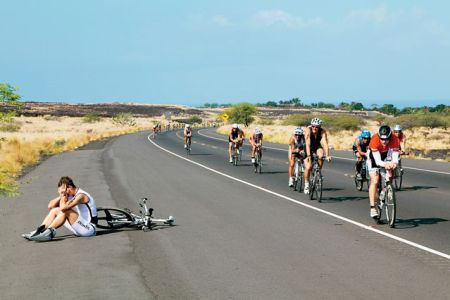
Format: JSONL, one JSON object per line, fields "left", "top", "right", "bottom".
{"left": 0, "top": 128, "right": 449, "bottom": 299}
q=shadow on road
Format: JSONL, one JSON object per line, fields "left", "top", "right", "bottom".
{"left": 398, "top": 186, "right": 437, "bottom": 191}
{"left": 261, "top": 171, "right": 288, "bottom": 175}
{"left": 321, "top": 195, "right": 367, "bottom": 202}
{"left": 394, "top": 217, "right": 448, "bottom": 229}
{"left": 187, "top": 153, "right": 212, "bottom": 156}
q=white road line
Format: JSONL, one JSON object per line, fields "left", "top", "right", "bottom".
{"left": 197, "top": 129, "right": 450, "bottom": 175}
{"left": 147, "top": 134, "right": 450, "bottom": 261}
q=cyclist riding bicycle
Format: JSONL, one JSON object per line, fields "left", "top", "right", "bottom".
{"left": 353, "top": 130, "right": 371, "bottom": 180}
{"left": 288, "top": 127, "right": 306, "bottom": 187}
{"left": 367, "top": 125, "right": 400, "bottom": 218}
{"left": 393, "top": 124, "right": 407, "bottom": 156}
{"left": 184, "top": 124, "right": 192, "bottom": 149}
{"left": 304, "top": 118, "right": 331, "bottom": 194}
{"left": 237, "top": 125, "right": 245, "bottom": 149}
{"left": 250, "top": 127, "right": 264, "bottom": 164}
{"left": 228, "top": 124, "right": 240, "bottom": 163}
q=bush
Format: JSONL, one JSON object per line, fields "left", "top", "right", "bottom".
{"left": 283, "top": 114, "right": 365, "bottom": 132}
{"left": 82, "top": 113, "right": 102, "bottom": 123}
{"left": 187, "top": 116, "right": 202, "bottom": 124}
{"left": 43, "top": 115, "right": 61, "bottom": 121}
{"left": 257, "top": 118, "right": 274, "bottom": 125}
{"left": 393, "top": 113, "right": 449, "bottom": 130}
{"left": 112, "top": 113, "right": 136, "bottom": 126}
{"left": 0, "top": 121, "right": 22, "bottom": 132}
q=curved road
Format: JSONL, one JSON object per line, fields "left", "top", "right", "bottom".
{"left": 0, "top": 128, "right": 449, "bottom": 299}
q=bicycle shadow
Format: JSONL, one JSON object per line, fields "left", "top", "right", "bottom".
{"left": 321, "top": 188, "right": 344, "bottom": 192}
{"left": 393, "top": 218, "right": 448, "bottom": 229}
{"left": 397, "top": 186, "right": 437, "bottom": 192}
{"left": 320, "top": 195, "right": 367, "bottom": 202}
{"left": 187, "top": 153, "right": 213, "bottom": 156}
{"left": 261, "top": 171, "right": 288, "bottom": 175}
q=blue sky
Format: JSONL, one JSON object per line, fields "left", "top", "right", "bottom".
{"left": 1, "top": 0, "right": 449, "bottom": 107}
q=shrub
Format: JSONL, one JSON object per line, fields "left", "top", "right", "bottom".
{"left": 112, "top": 113, "right": 136, "bottom": 126}
{"left": 43, "top": 115, "right": 61, "bottom": 121}
{"left": 187, "top": 116, "right": 202, "bottom": 124}
{"left": 0, "top": 121, "right": 22, "bottom": 132}
{"left": 393, "top": 113, "right": 449, "bottom": 130}
{"left": 82, "top": 113, "right": 102, "bottom": 123}
{"left": 257, "top": 118, "right": 274, "bottom": 125}
{"left": 283, "top": 114, "right": 365, "bottom": 132}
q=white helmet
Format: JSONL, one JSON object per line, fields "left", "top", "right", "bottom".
{"left": 293, "top": 127, "right": 303, "bottom": 135}
{"left": 254, "top": 128, "right": 262, "bottom": 135}
{"left": 393, "top": 124, "right": 402, "bottom": 131}
{"left": 185, "top": 124, "right": 191, "bottom": 128}
{"left": 232, "top": 123, "right": 238, "bottom": 129}
{"left": 311, "top": 118, "right": 322, "bottom": 126}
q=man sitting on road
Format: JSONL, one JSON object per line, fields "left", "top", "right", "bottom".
{"left": 23, "top": 176, "right": 97, "bottom": 242}
{"left": 250, "top": 128, "right": 264, "bottom": 164}
{"left": 304, "top": 118, "right": 331, "bottom": 194}
{"left": 367, "top": 125, "right": 400, "bottom": 218}
{"left": 353, "top": 130, "right": 371, "bottom": 179}
{"left": 184, "top": 124, "right": 192, "bottom": 149}
{"left": 228, "top": 124, "right": 240, "bottom": 163}
{"left": 288, "top": 127, "right": 306, "bottom": 187}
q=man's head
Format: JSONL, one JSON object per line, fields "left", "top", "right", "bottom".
{"left": 360, "top": 130, "right": 371, "bottom": 142}
{"left": 378, "top": 125, "right": 392, "bottom": 145}
{"left": 393, "top": 124, "right": 402, "bottom": 136}
{"left": 58, "top": 176, "right": 76, "bottom": 196}
{"left": 310, "top": 118, "right": 322, "bottom": 132}
{"left": 232, "top": 124, "right": 238, "bottom": 131}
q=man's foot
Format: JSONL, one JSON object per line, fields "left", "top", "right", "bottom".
{"left": 251, "top": 157, "right": 255, "bottom": 163}
{"left": 22, "top": 230, "right": 37, "bottom": 240}
{"left": 184, "top": 144, "right": 187, "bottom": 149}
{"left": 229, "top": 158, "right": 233, "bottom": 163}
{"left": 22, "top": 225, "right": 46, "bottom": 240}
{"left": 29, "top": 228, "right": 56, "bottom": 242}
{"left": 288, "top": 177, "right": 294, "bottom": 187}
{"left": 370, "top": 208, "right": 379, "bottom": 218}
{"left": 304, "top": 184, "right": 310, "bottom": 194}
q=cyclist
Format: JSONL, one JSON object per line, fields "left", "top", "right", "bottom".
{"left": 367, "top": 125, "right": 400, "bottom": 218}
{"left": 228, "top": 124, "right": 240, "bottom": 163}
{"left": 23, "top": 176, "right": 97, "bottom": 242}
{"left": 237, "top": 125, "right": 245, "bottom": 149}
{"left": 353, "top": 130, "right": 371, "bottom": 180}
{"left": 184, "top": 124, "right": 192, "bottom": 149}
{"left": 250, "top": 128, "right": 264, "bottom": 164}
{"left": 288, "top": 127, "right": 306, "bottom": 187}
{"left": 304, "top": 118, "right": 331, "bottom": 194}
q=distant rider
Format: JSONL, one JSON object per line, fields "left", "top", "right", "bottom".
{"left": 304, "top": 118, "right": 331, "bottom": 194}
{"left": 228, "top": 124, "right": 240, "bottom": 163}
{"left": 367, "top": 125, "right": 400, "bottom": 218}
{"left": 184, "top": 124, "right": 192, "bottom": 148}
{"left": 288, "top": 127, "right": 306, "bottom": 187}
{"left": 353, "top": 130, "right": 371, "bottom": 180}
{"left": 250, "top": 128, "right": 264, "bottom": 164}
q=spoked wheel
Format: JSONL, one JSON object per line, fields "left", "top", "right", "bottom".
{"left": 256, "top": 153, "right": 262, "bottom": 174}
{"left": 309, "top": 176, "right": 316, "bottom": 200}
{"left": 96, "top": 207, "right": 134, "bottom": 229}
{"left": 385, "top": 185, "right": 397, "bottom": 228}
{"left": 394, "top": 169, "right": 403, "bottom": 190}
{"left": 355, "top": 174, "right": 363, "bottom": 191}
{"left": 233, "top": 154, "right": 238, "bottom": 166}
{"left": 316, "top": 177, "right": 323, "bottom": 202}
{"left": 296, "top": 172, "right": 304, "bottom": 193}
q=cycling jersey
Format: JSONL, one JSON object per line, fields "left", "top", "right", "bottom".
{"left": 184, "top": 129, "right": 192, "bottom": 136}
{"left": 308, "top": 126, "right": 322, "bottom": 152}
{"left": 65, "top": 188, "right": 97, "bottom": 237}
{"left": 293, "top": 135, "right": 306, "bottom": 150}
{"left": 229, "top": 130, "right": 239, "bottom": 142}
{"left": 368, "top": 134, "right": 400, "bottom": 168}
{"left": 252, "top": 133, "right": 263, "bottom": 144}
{"left": 353, "top": 137, "right": 370, "bottom": 153}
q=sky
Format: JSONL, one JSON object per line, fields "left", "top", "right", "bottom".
{"left": 1, "top": 0, "right": 450, "bottom": 108}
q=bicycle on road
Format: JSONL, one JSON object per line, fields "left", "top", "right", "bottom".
{"left": 354, "top": 157, "right": 369, "bottom": 191}
{"left": 374, "top": 168, "right": 397, "bottom": 228}
{"left": 253, "top": 145, "right": 263, "bottom": 174}
{"left": 309, "top": 154, "right": 324, "bottom": 202}
{"left": 231, "top": 143, "right": 240, "bottom": 166}
{"left": 393, "top": 154, "right": 405, "bottom": 190}
{"left": 292, "top": 156, "right": 305, "bottom": 193}
{"left": 96, "top": 197, "right": 174, "bottom": 231}
{"left": 185, "top": 139, "right": 191, "bottom": 156}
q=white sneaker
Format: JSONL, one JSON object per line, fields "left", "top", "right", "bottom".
{"left": 229, "top": 158, "right": 233, "bottom": 163}
{"left": 184, "top": 144, "right": 187, "bottom": 149}
{"left": 252, "top": 158, "right": 255, "bottom": 163}
{"left": 288, "top": 177, "right": 294, "bottom": 187}
{"left": 304, "top": 185, "right": 310, "bottom": 194}
{"left": 370, "top": 208, "right": 379, "bottom": 218}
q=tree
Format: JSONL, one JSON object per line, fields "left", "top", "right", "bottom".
{"left": 187, "top": 115, "right": 202, "bottom": 124}
{"left": 0, "top": 83, "right": 22, "bottom": 123}
{"left": 226, "top": 103, "right": 257, "bottom": 127}
{"left": 350, "top": 102, "right": 364, "bottom": 111}
{"left": 379, "top": 104, "right": 399, "bottom": 116}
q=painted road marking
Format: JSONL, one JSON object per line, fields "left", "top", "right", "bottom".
{"left": 148, "top": 134, "right": 449, "bottom": 261}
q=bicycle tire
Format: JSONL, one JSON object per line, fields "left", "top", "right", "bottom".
{"left": 316, "top": 175, "right": 323, "bottom": 202}
{"left": 309, "top": 174, "right": 316, "bottom": 200}
{"left": 394, "top": 169, "right": 403, "bottom": 190}
{"left": 355, "top": 175, "right": 363, "bottom": 191}
{"left": 96, "top": 207, "right": 134, "bottom": 229}
{"left": 297, "top": 170, "right": 304, "bottom": 193}
{"left": 385, "top": 185, "right": 396, "bottom": 228}
{"left": 257, "top": 152, "right": 262, "bottom": 174}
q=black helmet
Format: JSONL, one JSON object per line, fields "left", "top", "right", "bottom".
{"left": 378, "top": 125, "right": 392, "bottom": 140}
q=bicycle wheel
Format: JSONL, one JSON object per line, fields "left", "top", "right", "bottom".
{"left": 309, "top": 174, "right": 316, "bottom": 200}
{"left": 297, "top": 170, "right": 304, "bottom": 193}
{"left": 257, "top": 152, "right": 262, "bottom": 174}
{"left": 316, "top": 173, "right": 323, "bottom": 202}
{"left": 355, "top": 173, "right": 363, "bottom": 191}
{"left": 394, "top": 168, "right": 403, "bottom": 190}
{"left": 96, "top": 207, "right": 134, "bottom": 229}
{"left": 385, "top": 185, "right": 396, "bottom": 228}
{"left": 233, "top": 151, "right": 238, "bottom": 166}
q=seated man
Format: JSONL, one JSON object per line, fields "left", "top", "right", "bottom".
{"left": 23, "top": 176, "right": 97, "bottom": 242}
{"left": 288, "top": 127, "right": 306, "bottom": 187}
{"left": 353, "top": 130, "right": 371, "bottom": 179}
{"left": 250, "top": 127, "right": 264, "bottom": 164}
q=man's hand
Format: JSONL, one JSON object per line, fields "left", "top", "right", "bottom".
{"left": 385, "top": 162, "right": 397, "bottom": 170}
{"left": 325, "top": 156, "right": 332, "bottom": 162}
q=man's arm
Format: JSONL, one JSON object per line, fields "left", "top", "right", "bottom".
{"left": 322, "top": 129, "right": 330, "bottom": 158}
{"left": 304, "top": 130, "right": 311, "bottom": 157}
{"left": 60, "top": 194, "right": 85, "bottom": 212}
{"left": 355, "top": 139, "right": 365, "bottom": 156}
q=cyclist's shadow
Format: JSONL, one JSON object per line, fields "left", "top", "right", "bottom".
{"left": 394, "top": 217, "right": 448, "bottom": 229}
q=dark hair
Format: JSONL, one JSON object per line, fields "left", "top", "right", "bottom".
{"left": 58, "top": 176, "right": 76, "bottom": 188}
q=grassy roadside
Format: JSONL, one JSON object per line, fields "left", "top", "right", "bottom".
{"left": 0, "top": 116, "right": 156, "bottom": 195}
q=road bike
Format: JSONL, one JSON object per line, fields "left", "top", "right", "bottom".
{"left": 253, "top": 145, "right": 263, "bottom": 174}
{"left": 393, "top": 157, "right": 404, "bottom": 190}
{"left": 293, "top": 156, "right": 304, "bottom": 193}
{"left": 309, "top": 154, "right": 324, "bottom": 202}
{"left": 185, "top": 138, "right": 191, "bottom": 156}
{"left": 374, "top": 168, "right": 396, "bottom": 228}
{"left": 96, "top": 197, "right": 174, "bottom": 231}
{"left": 354, "top": 157, "right": 369, "bottom": 191}
{"left": 231, "top": 143, "right": 239, "bottom": 166}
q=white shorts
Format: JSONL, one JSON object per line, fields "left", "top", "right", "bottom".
{"left": 64, "top": 215, "right": 96, "bottom": 237}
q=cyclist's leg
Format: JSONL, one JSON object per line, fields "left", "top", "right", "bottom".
{"left": 288, "top": 152, "right": 296, "bottom": 186}
{"left": 62, "top": 211, "right": 96, "bottom": 237}
{"left": 304, "top": 154, "right": 313, "bottom": 181}
{"left": 251, "top": 143, "right": 256, "bottom": 161}
{"left": 317, "top": 148, "right": 324, "bottom": 168}
{"left": 367, "top": 157, "right": 380, "bottom": 215}
{"left": 228, "top": 142, "right": 233, "bottom": 161}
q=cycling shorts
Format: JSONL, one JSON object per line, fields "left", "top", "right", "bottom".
{"left": 64, "top": 215, "right": 96, "bottom": 237}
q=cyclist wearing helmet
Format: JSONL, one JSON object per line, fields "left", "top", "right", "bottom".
{"left": 304, "top": 118, "right": 331, "bottom": 194}
{"left": 367, "top": 125, "right": 400, "bottom": 218}
{"left": 184, "top": 124, "right": 192, "bottom": 149}
{"left": 250, "top": 128, "right": 264, "bottom": 164}
{"left": 393, "top": 125, "right": 407, "bottom": 155}
{"left": 353, "top": 130, "right": 371, "bottom": 179}
{"left": 288, "top": 127, "right": 306, "bottom": 187}
{"left": 228, "top": 124, "right": 240, "bottom": 163}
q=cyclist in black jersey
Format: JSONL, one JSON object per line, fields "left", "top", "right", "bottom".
{"left": 288, "top": 127, "right": 306, "bottom": 187}
{"left": 228, "top": 124, "right": 240, "bottom": 163}
{"left": 304, "top": 118, "right": 331, "bottom": 194}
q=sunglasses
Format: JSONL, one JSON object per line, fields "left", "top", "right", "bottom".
{"left": 311, "top": 125, "right": 320, "bottom": 129}
{"left": 380, "top": 138, "right": 389, "bottom": 142}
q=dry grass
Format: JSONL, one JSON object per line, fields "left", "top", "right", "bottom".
{"left": 0, "top": 116, "right": 159, "bottom": 195}
{"left": 217, "top": 121, "right": 450, "bottom": 154}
